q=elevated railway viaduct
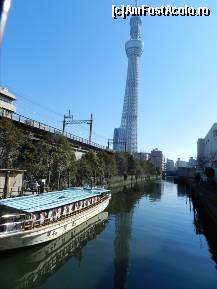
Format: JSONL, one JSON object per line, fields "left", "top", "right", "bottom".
{"left": 0, "top": 111, "right": 112, "bottom": 159}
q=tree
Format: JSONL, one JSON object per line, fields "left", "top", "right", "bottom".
{"left": 50, "top": 134, "right": 76, "bottom": 189}
{"left": 76, "top": 158, "right": 92, "bottom": 186}
{"left": 98, "top": 151, "right": 117, "bottom": 183}
{"left": 126, "top": 153, "right": 137, "bottom": 181}
{"left": 140, "top": 160, "right": 156, "bottom": 177}
{"left": 156, "top": 167, "right": 161, "bottom": 176}
{"left": 115, "top": 153, "right": 127, "bottom": 178}
{"left": 0, "top": 119, "right": 158, "bottom": 190}
{"left": 0, "top": 119, "right": 24, "bottom": 168}
{"left": 135, "top": 160, "right": 143, "bottom": 181}
{"left": 18, "top": 133, "right": 76, "bottom": 189}
{"left": 83, "top": 151, "right": 102, "bottom": 184}
{"left": 17, "top": 137, "right": 43, "bottom": 178}
{"left": 18, "top": 137, "right": 54, "bottom": 181}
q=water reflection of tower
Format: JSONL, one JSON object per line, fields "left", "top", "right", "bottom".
{"left": 114, "top": 210, "right": 133, "bottom": 289}
{"left": 111, "top": 185, "right": 144, "bottom": 289}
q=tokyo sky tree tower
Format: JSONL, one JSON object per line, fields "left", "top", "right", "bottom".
{"left": 113, "top": 13, "right": 144, "bottom": 153}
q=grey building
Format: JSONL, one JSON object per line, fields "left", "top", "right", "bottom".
{"left": 150, "top": 149, "right": 165, "bottom": 173}
{"left": 113, "top": 16, "right": 144, "bottom": 153}
{"left": 188, "top": 157, "right": 197, "bottom": 168}
{"left": 197, "top": 123, "right": 217, "bottom": 178}
{"left": 166, "top": 159, "right": 175, "bottom": 171}
{"left": 197, "top": 138, "right": 205, "bottom": 168}
{"left": 133, "top": 152, "right": 150, "bottom": 161}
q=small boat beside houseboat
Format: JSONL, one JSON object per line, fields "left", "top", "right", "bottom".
{"left": 0, "top": 187, "right": 111, "bottom": 251}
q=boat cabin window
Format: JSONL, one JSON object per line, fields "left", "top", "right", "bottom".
{"left": 0, "top": 214, "right": 26, "bottom": 224}
{"left": 0, "top": 214, "right": 26, "bottom": 233}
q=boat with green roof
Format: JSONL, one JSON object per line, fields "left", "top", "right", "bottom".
{"left": 0, "top": 187, "right": 111, "bottom": 250}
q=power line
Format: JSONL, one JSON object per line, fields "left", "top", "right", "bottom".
{"left": 79, "top": 122, "right": 109, "bottom": 141}
{"left": 17, "top": 98, "right": 90, "bottom": 136}
{"left": 16, "top": 99, "right": 63, "bottom": 126}
{"left": 7, "top": 88, "right": 109, "bottom": 144}
{"left": 12, "top": 89, "right": 63, "bottom": 119}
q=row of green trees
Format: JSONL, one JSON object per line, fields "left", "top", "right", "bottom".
{"left": 0, "top": 119, "right": 158, "bottom": 189}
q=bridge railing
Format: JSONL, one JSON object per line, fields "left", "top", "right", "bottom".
{"left": 0, "top": 110, "right": 109, "bottom": 151}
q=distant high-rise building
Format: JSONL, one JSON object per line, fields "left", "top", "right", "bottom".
{"left": 176, "top": 158, "right": 188, "bottom": 168}
{"left": 133, "top": 152, "right": 150, "bottom": 161}
{"left": 113, "top": 14, "right": 144, "bottom": 153}
{"left": 150, "top": 149, "right": 165, "bottom": 173}
{"left": 166, "top": 159, "right": 175, "bottom": 171}
{"left": 188, "top": 157, "right": 197, "bottom": 168}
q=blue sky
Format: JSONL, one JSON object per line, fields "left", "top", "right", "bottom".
{"left": 1, "top": 0, "right": 217, "bottom": 161}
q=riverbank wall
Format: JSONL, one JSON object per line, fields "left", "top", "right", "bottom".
{"left": 175, "top": 177, "right": 217, "bottom": 228}
{"left": 106, "top": 175, "right": 159, "bottom": 190}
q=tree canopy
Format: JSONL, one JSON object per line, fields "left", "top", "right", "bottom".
{"left": 0, "top": 119, "right": 24, "bottom": 168}
{"left": 0, "top": 118, "right": 158, "bottom": 190}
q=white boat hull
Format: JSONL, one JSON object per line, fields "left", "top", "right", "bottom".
{"left": 0, "top": 196, "right": 110, "bottom": 251}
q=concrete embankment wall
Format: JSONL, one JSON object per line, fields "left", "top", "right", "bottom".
{"left": 177, "top": 178, "right": 217, "bottom": 228}
{"left": 106, "top": 175, "right": 159, "bottom": 189}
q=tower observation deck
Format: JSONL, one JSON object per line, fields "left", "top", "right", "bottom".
{"left": 113, "top": 14, "right": 144, "bottom": 153}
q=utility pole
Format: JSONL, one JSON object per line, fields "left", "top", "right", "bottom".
{"left": 62, "top": 111, "right": 93, "bottom": 143}
{"left": 3, "top": 170, "right": 10, "bottom": 199}
{"left": 62, "top": 110, "right": 73, "bottom": 134}
{"left": 89, "top": 113, "right": 93, "bottom": 143}
{"left": 107, "top": 139, "right": 113, "bottom": 150}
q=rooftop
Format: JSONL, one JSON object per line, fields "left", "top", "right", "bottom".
{"left": 0, "top": 88, "right": 16, "bottom": 100}
{"left": 0, "top": 187, "right": 109, "bottom": 213}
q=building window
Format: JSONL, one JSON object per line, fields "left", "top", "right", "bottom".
{"left": 213, "top": 130, "right": 217, "bottom": 137}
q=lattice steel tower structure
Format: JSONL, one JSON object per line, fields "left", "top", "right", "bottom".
{"left": 113, "top": 13, "right": 144, "bottom": 153}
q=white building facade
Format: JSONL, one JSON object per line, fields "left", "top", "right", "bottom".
{"left": 176, "top": 158, "right": 188, "bottom": 168}
{"left": 197, "top": 123, "right": 217, "bottom": 171}
{"left": 0, "top": 87, "right": 16, "bottom": 117}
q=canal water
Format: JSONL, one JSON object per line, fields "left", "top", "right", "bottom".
{"left": 1, "top": 180, "right": 217, "bottom": 289}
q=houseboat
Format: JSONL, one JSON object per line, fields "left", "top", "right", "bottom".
{"left": 0, "top": 187, "right": 111, "bottom": 251}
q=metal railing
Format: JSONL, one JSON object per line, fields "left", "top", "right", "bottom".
{"left": 0, "top": 110, "right": 110, "bottom": 151}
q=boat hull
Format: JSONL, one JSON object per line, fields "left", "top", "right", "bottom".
{"left": 0, "top": 196, "right": 110, "bottom": 251}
